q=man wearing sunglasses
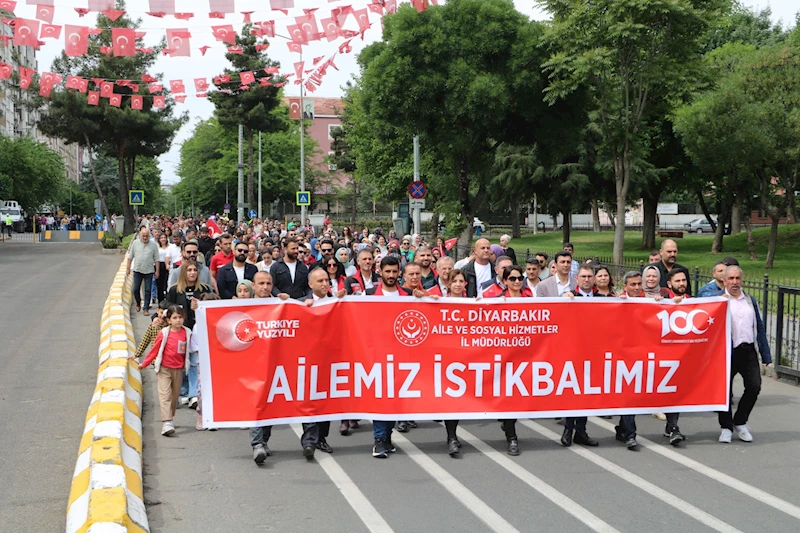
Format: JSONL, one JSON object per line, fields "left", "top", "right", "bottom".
{"left": 167, "top": 241, "right": 216, "bottom": 293}
{"left": 217, "top": 242, "right": 258, "bottom": 299}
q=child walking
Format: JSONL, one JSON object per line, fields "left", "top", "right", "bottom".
{"left": 135, "top": 305, "right": 192, "bottom": 436}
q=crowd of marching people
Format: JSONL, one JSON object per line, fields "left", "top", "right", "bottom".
{"left": 128, "top": 213, "right": 772, "bottom": 463}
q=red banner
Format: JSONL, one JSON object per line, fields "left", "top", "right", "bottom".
{"left": 196, "top": 298, "right": 730, "bottom": 428}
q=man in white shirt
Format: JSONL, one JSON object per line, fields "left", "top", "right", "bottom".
{"left": 719, "top": 265, "right": 772, "bottom": 443}
{"left": 536, "top": 251, "right": 577, "bottom": 298}
{"left": 462, "top": 239, "right": 493, "bottom": 297}
{"left": 525, "top": 257, "right": 542, "bottom": 297}
{"left": 165, "top": 232, "right": 183, "bottom": 271}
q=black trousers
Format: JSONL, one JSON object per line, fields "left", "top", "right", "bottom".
{"left": 718, "top": 343, "right": 761, "bottom": 430}
{"left": 445, "top": 420, "right": 459, "bottom": 439}
{"left": 156, "top": 261, "right": 168, "bottom": 302}
{"left": 501, "top": 419, "right": 517, "bottom": 439}
{"left": 301, "top": 421, "right": 331, "bottom": 448}
{"left": 565, "top": 417, "right": 588, "bottom": 432}
{"left": 618, "top": 415, "right": 637, "bottom": 439}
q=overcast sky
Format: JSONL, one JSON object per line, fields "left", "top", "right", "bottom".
{"left": 23, "top": 1, "right": 799, "bottom": 185}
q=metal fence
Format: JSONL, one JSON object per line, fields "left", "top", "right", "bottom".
{"left": 775, "top": 287, "right": 800, "bottom": 382}
{"left": 0, "top": 231, "right": 37, "bottom": 243}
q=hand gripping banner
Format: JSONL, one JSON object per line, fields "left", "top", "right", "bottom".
{"left": 195, "top": 297, "right": 730, "bottom": 428}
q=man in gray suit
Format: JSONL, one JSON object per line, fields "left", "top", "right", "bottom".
{"left": 536, "top": 251, "right": 577, "bottom": 297}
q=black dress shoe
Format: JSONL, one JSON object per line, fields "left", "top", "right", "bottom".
{"left": 561, "top": 428, "right": 573, "bottom": 447}
{"left": 573, "top": 432, "right": 599, "bottom": 447}
{"left": 396, "top": 421, "right": 408, "bottom": 433}
{"left": 507, "top": 438, "right": 520, "bottom": 456}
{"left": 448, "top": 438, "right": 460, "bottom": 456}
{"left": 316, "top": 439, "right": 333, "bottom": 453}
{"left": 303, "top": 446, "right": 315, "bottom": 459}
{"left": 625, "top": 437, "right": 638, "bottom": 450}
{"left": 614, "top": 426, "right": 626, "bottom": 442}
{"left": 407, "top": 421, "right": 418, "bottom": 428}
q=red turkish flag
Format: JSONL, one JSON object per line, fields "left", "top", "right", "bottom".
{"left": 112, "top": 27, "right": 135, "bottom": 57}
{"left": 288, "top": 97, "right": 301, "bottom": 120}
{"left": 211, "top": 25, "right": 236, "bottom": 45}
{"left": 227, "top": 46, "right": 243, "bottom": 55}
{"left": 385, "top": 0, "right": 397, "bottom": 13}
{"left": 286, "top": 24, "right": 308, "bottom": 45}
{"left": 293, "top": 61, "right": 304, "bottom": 80}
{"left": 39, "top": 84, "right": 52, "bottom": 98}
{"left": 74, "top": 8, "right": 89, "bottom": 16}
{"left": 148, "top": 82, "right": 163, "bottom": 93}
{"left": 270, "top": 0, "right": 293, "bottom": 9}
{"left": 64, "top": 25, "right": 88, "bottom": 56}
{"left": 166, "top": 28, "right": 191, "bottom": 57}
{"left": 88, "top": 0, "right": 114, "bottom": 11}
{"left": 319, "top": 18, "right": 341, "bottom": 42}
{"left": 199, "top": 46, "right": 211, "bottom": 56}
{"left": 149, "top": 0, "right": 175, "bottom": 15}
{"left": 241, "top": 11, "right": 253, "bottom": 23}
{"left": 102, "top": 9, "right": 125, "bottom": 21}
{"left": 36, "top": 5, "right": 55, "bottom": 24}
{"left": 213, "top": 74, "right": 230, "bottom": 85}
{"left": 210, "top": 0, "right": 234, "bottom": 12}
{"left": 295, "top": 13, "right": 319, "bottom": 42}
{"left": 131, "top": 95, "right": 143, "bottom": 110}
{"left": 153, "top": 95, "right": 165, "bottom": 109}
{"left": 411, "top": 0, "right": 429, "bottom": 13}
{"left": 40, "top": 23, "right": 60, "bottom": 39}
{"left": 194, "top": 78, "right": 208, "bottom": 92}
{"left": 240, "top": 71, "right": 255, "bottom": 85}
{"left": 66, "top": 75, "right": 85, "bottom": 92}
{"left": 175, "top": 95, "right": 186, "bottom": 103}
{"left": 287, "top": 41, "right": 303, "bottom": 54}
{"left": 18, "top": 67, "right": 34, "bottom": 89}
{"left": 100, "top": 82, "right": 113, "bottom": 98}
{"left": 39, "top": 71, "right": 61, "bottom": 89}
{"left": 209, "top": 12, "right": 225, "bottom": 19}
{"left": 368, "top": 3, "right": 383, "bottom": 15}
{"left": 169, "top": 79, "right": 185, "bottom": 94}
{"left": 0, "top": 1, "right": 16, "bottom": 13}
{"left": 175, "top": 12, "right": 193, "bottom": 20}
{"left": 109, "top": 93, "right": 122, "bottom": 107}
{"left": 0, "top": 62, "right": 13, "bottom": 80}
{"left": 353, "top": 9, "right": 371, "bottom": 33}
{"left": 14, "top": 18, "right": 39, "bottom": 47}
{"left": 87, "top": 91, "right": 99, "bottom": 105}
{"left": 253, "top": 21, "right": 275, "bottom": 38}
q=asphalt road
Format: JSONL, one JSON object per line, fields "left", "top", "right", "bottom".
{"left": 0, "top": 243, "right": 123, "bottom": 532}
{"left": 134, "top": 318, "right": 800, "bottom": 533}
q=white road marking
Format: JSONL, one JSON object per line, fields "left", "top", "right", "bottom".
{"left": 589, "top": 416, "right": 800, "bottom": 521}
{"left": 290, "top": 424, "right": 394, "bottom": 533}
{"left": 390, "top": 432, "right": 520, "bottom": 533}
{"left": 455, "top": 426, "right": 620, "bottom": 533}
{"left": 521, "top": 420, "right": 743, "bottom": 533}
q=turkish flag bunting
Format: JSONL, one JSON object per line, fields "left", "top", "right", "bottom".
{"left": 112, "top": 27, "right": 136, "bottom": 57}
{"left": 39, "top": 23, "right": 60, "bottom": 39}
{"left": 241, "top": 11, "right": 253, "bottom": 23}
{"left": 35, "top": 5, "right": 55, "bottom": 24}
{"left": 0, "top": 62, "right": 12, "bottom": 80}
{"left": 213, "top": 74, "right": 230, "bottom": 85}
{"left": 14, "top": 18, "right": 39, "bottom": 47}
{"left": 99, "top": 46, "right": 112, "bottom": 55}
{"left": 411, "top": 0, "right": 429, "bottom": 13}
{"left": 339, "top": 40, "right": 352, "bottom": 54}
{"left": 175, "top": 95, "right": 186, "bottom": 103}
{"left": 39, "top": 84, "right": 52, "bottom": 98}
{"left": 131, "top": 95, "right": 143, "bottom": 110}
{"left": 286, "top": 24, "right": 308, "bottom": 45}
{"left": 332, "top": 7, "right": 351, "bottom": 27}
{"left": 102, "top": 9, "right": 125, "bottom": 21}
{"left": 209, "top": 12, "right": 225, "bottom": 19}
{"left": 100, "top": 82, "right": 114, "bottom": 98}
{"left": 194, "top": 78, "right": 208, "bottom": 92}
{"left": 142, "top": 74, "right": 157, "bottom": 83}
{"left": 287, "top": 41, "right": 303, "bottom": 53}
{"left": 304, "top": 81, "right": 316, "bottom": 93}
{"left": 254, "top": 21, "right": 275, "bottom": 38}
{"left": 148, "top": 0, "right": 175, "bottom": 15}
{"left": 255, "top": 44, "right": 269, "bottom": 52}
{"left": 210, "top": 0, "right": 234, "bottom": 13}
{"left": 265, "top": 66, "right": 279, "bottom": 74}
{"left": 227, "top": 46, "right": 243, "bottom": 54}
{"left": 270, "top": 0, "right": 293, "bottom": 9}
{"left": 313, "top": 56, "right": 325, "bottom": 65}
{"left": 39, "top": 71, "right": 61, "bottom": 89}
{"left": 288, "top": 97, "right": 300, "bottom": 120}
{"left": 74, "top": 8, "right": 89, "bottom": 17}
{"left": 353, "top": 8, "right": 371, "bottom": 32}
{"left": 259, "top": 78, "right": 271, "bottom": 87}
{"left": 146, "top": 11, "right": 165, "bottom": 17}
{"left": 88, "top": 28, "right": 102, "bottom": 35}
{"left": 295, "top": 14, "right": 319, "bottom": 41}
{"left": 320, "top": 18, "right": 341, "bottom": 42}
{"left": 18, "top": 67, "right": 34, "bottom": 89}
{"left": 153, "top": 95, "right": 165, "bottom": 109}
{"left": 368, "top": 2, "right": 383, "bottom": 14}
{"left": 64, "top": 25, "right": 88, "bottom": 56}
{"left": 170, "top": 79, "right": 185, "bottom": 93}
{"left": 174, "top": 12, "right": 193, "bottom": 20}
{"left": 88, "top": 0, "right": 114, "bottom": 12}
{"left": 197, "top": 92, "right": 208, "bottom": 98}
{"left": 149, "top": 82, "right": 163, "bottom": 93}
{"left": 240, "top": 71, "right": 255, "bottom": 85}
{"left": 199, "top": 45, "right": 211, "bottom": 56}
{"left": 0, "top": 1, "right": 16, "bottom": 13}
{"left": 109, "top": 93, "right": 122, "bottom": 107}
{"left": 87, "top": 91, "right": 99, "bottom": 105}
{"left": 293, "top": 61, "right": 304, "bottom": 79}
{"left": 166, "top": 28, "right": 191, "bottom": 57}
{"left": 273, "top": 81, "right": 286, "bottom": 88}
{"left": 385, "top": 0, "right": 397, "bottom": 13}
{"left": 66, "top": 75, "right": 86, "bottom": 92}
{"left": 211, "top": 25, "right": 236, "bottom": 45}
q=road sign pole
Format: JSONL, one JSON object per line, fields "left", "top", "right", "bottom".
{"left": 413, "top": 135, "right": 421, "bottom": 236}
{"left": 299, "top": 63, "right": 307, "bottom": 226}
{"left": 237, "top": 124, "right": 245, "bottom": 225}
{"left": 258, "top": 130, "right": 262, "bottom": 221}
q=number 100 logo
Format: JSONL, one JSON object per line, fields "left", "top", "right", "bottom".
{"left": 656, "top": 309, "right": 714, "bottom": 338}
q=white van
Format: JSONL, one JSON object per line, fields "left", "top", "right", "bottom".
{"left": 1, "top": 201, "right": 26, "bottom": 232}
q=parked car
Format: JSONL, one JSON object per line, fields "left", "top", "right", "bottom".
{"left": 684, "top": 217, "right": 731, "bottom": 234}
{"left": 1, "top": 201, "right": 25, "bottom": 232}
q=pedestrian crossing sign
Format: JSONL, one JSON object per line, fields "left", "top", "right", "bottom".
{"left": 129, "top": 190, "right": 144, "bottom": 205}
{"left": 296, "top": 191, "right": 311, "bottom": 206}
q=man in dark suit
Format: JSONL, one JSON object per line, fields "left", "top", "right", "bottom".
{"left": 270, "top": 237, "right": 312, "bottom": 300}
{"left": 215, "top": 242, "right": 257, "bottom": 299}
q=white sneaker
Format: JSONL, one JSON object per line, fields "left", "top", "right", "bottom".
{"left": 179, "top": 397, "right": 189, "bottom": 406}
{"left": 719, "top": 428, "right": 732, "bottom": 443}
{"left": 734, "top": 425, "right": 753, "bottom": 442}
{"left": 652, "top": 413, "right": 667, "bottom": 421}
{"left": 161, "top": 421, "right": 175, "bottom": 436}
{"left": 189, "top": 397, "right": 198, "bottom": 409}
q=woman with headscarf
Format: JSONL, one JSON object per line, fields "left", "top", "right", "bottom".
{"left": 642, "top": 265, "right": 670, "bottom": 299}
{"left": 500, "top": 234, "right": 517, "bottom": 265}
{"left": 309, "top": 237, "right": 321, "bottom": 261}
{"left": 490, "top": 244, "right": 505, "bottom": 264}
{"left": 335, "top": 247, "right": 357, "bottom": 277}
{"left": 234, "top": 279, "right": 255, "bottom": 299}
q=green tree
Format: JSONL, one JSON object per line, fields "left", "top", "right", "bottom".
{"left": 0, "top": 135, "right": 66, "bottom": 211}
{"left": 37, "top": 7, "right": 185, "bottom": 235}
{"left": 208, "top": 25, "right": 284, "bottom": 213}
{"left": 540, "top": 0, "right": 720, "bottom": 263}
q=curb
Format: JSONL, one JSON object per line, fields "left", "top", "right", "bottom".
{"left": 66, "top": 260, "right": 149, "bottom": 533}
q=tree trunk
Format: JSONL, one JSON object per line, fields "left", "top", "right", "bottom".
{"left": 551, "top": 214, "right": 557, "bottom": 231}
{"left": 711, "top": 198, "right": 730, "bottom": 253}
{"left": 431, "top": 206, "right": 440, "bottom": 240}
{"left": 561, "top": 209, "right": 571, "bottom": 244}
{"left": 247, "top": 128, "right": 255, "bottom": 213}
{"left": 511, "top": 199, "right": 521, "bottom": 239}
{"left": 612, "top": 147, "right": 630, "bottom": 265}
{"left": 730, "top": 195, "right": 742, "bottom": 235}
{"left": 789, "top": 188, "right": 799, "bottom": 224}
{"left": 457, "top": 157, "right": 474, "bottom": 247}
{"left": 117, "top": 141, "right": 135, "bottom": 235}
{"left": 350, "top": 178, "right": 357, "bottom": 228}
{"left": 696, "top": 188, "right": 717, "bottom": 234}
{"left": 591, "top": 199, "right": 601, "bottom": 232}
{"left": 743, "top": 210, "right": 757, "bottom": 261}
{"left": 83, "top": 136, "right": 117, "bottom": 241}
{"left": 765, "top": 214, "right": 780, "bottom": 269}
{"left": 641, "top": 194, "right": 658, "bottom": 250}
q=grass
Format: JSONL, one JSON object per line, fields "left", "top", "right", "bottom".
{"left": 488, "top": 225, "right": 800, "bottom": 282}
{"left": 121, "top": 233, "right": 134, "bottom": 249}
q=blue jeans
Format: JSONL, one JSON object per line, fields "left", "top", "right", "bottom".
{"left": 180, "top": 352, "right": 199, "bottom": 398}
{"left": 373, "top": 420, "right": 395, "bottom": 440}
{"left": 132, "top": 271, "right": 154, "bottom": 310}
{"left": 150, "top": 277, "right": 158, "bottom": 304}
{"left": 618, "top": 415, "right": 637, "bottom": 439}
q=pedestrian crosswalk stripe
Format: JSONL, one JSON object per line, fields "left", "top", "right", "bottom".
{"left": 522, "top": 421, "right": 744, "bottom": 533}
{"left": 588, "top": 417, "right": 800, "bottom": 521}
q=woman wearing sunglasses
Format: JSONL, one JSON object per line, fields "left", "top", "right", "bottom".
{"left": 323, "top": 258, "right": 348, "bottom": 297}
{"left": 441, "top": 269, "right": 468, "bottom": 456}
{"left": 500, "top": 265, "right": 531, "bottom": 298}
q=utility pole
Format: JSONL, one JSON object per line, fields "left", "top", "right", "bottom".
{"left": 258, "top": 130, "right": 263, "bottom": 220}
{"left": 413, "top": 135, "right": 421, "bottom": 236}
{"left": 299, "top": 49, "right": 307, "bottom": 225}
{"left": 237, "top": 124, "right": 245, "bottom": 224}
